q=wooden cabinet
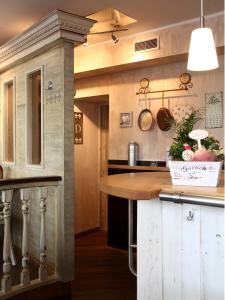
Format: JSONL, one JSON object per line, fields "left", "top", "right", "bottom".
{"left": 137, "top": 199, "right": 224, "bottom": 300}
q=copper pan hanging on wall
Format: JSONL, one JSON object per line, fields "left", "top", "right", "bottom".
{"left": 138, "top": 99, "right": 153, "bottom": 131}
{"left": 156, "top": 92, "right": 173, "bottom": 131}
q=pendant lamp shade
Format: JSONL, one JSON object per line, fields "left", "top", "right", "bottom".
{"left": 187, "top": 27, "right": 219, "bottom": 71}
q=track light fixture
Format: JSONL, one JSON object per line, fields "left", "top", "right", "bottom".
{"left": 111, "top": 33, "right": 119, "bottom": 43}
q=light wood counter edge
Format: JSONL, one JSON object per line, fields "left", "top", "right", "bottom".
{"left": 98, "top": 172, "right": 224, "bottom": 201}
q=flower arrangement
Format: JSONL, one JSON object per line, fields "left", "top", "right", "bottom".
{"left": 169, "top": 109, "right": 224, "bottom": 162}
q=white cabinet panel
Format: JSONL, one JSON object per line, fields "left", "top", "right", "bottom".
{"left": 200, "top": 206, "right": 224, "bottom": 300}
{"left": 182, "top": 204, "right": 201, "bottom": 300}
{"left": 137, "top": 199, "right": 163, "bottom": 300}
{"left": 137, "top": 200, "right": 224, "bottom": 300}
{"left": 162, "top": 202, "right": 182, "bottom": 300}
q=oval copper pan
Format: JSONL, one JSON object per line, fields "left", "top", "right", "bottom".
{"left": 156, "top": 107, "right": 173, "bottom": 131}
{"left": 138, "top": 108, "right": 153, "bottom": 131}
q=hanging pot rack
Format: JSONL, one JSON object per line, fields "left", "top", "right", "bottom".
{"left": 136, "top": 72, "right": 193, "bottom": 96}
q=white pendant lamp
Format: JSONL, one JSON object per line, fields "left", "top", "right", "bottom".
{"left": 187, "top": 0, "right": 219, "bottom": 71}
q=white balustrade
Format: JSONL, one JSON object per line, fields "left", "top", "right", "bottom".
{"left": 1, "top": 191, "right": 13, "bottom": 293}
{"left": 0, "top": 176, "right": 62, "bottom": 298}
{"left": 39, "top": 187, "right": 48, "bottom": 281}
{"left": 20, "top": 189, "right": 30, "bottom": 286}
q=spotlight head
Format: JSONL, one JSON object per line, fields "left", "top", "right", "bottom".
{"left": 111, "top": 33, "right": 119, "bottom": 43}
{"left": 83, "top": 35, "right": 88, "bottom": 46}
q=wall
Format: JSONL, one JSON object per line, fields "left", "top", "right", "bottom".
{"left": 0, "top": 41, "right": 75, "bottom": 279}
{"left": 74, "top": 101, "right": 100, "bottom": 234}
{"left": 74, "top": 13, "right": 224, "bottom": 73}
{"left": 74, "top": 12, "right": 224, "bottom": 161}
{"left": 75, "top": 56, "right": 224, "bottom": 161}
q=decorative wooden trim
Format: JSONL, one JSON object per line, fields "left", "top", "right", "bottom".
{"left": 0, "top": 10, "right": 96, "bottom": 71}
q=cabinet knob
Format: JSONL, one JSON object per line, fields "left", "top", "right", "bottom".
{"left": 187, "top": 210, "right": 194, "bottom": 221}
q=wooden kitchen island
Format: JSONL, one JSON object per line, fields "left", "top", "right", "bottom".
{"left": 99, "top": 172, "right": 224, "bottom": 300}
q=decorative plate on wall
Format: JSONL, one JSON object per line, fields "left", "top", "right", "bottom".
{"left": 171, "top": 104, "right": 193, "bottom": 123}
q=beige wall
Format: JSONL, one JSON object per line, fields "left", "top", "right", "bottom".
{"left": 75, "top": 56, "right": 224, "bottom": 161}
{"left": 74, "top": 13, "right": 224, "bottom": 73}
{"left": 0, "top": 41, "right": 75, "bottom": 280}
{"left": 74, "top": 13, "right": 224, "bottom": 162}
{"left": 74, "top": 101, "right": 100, "bottom": 234}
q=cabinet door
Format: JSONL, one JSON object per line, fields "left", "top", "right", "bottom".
{"left": 200, "top": 206, "right": 224, "bottom": 300}
{"left": 162, "top": 201, "right": 182, "bottom": 300}
{"left": 181, "top": 204, "right": 201, "bottom": 300}
{"left": 137, "top": 199, "right": 163, "bottom": 300}
{"left": 137, "top": 201, "right": 224, "bottom": 300}
{"left": 181, "top": 204, "right": 224, "bottom": 300}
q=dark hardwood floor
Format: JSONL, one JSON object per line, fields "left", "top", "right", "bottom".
{"left": 0, "top": 230, "right": 136, "bottom": 300}
{"left": 72, "top": 230, "right": 137, "bottom": 300}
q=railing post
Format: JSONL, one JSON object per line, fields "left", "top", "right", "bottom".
{"left": 1, "top": 190, "right": 12, "bottom": 292}
{"left": 20, "top": 189, "right": 30, "bottom": 285}
{"left": 39, "top": 187, "right": 48, "bottom": 281}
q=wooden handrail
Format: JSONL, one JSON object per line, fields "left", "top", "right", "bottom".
{"left": 0, "top": 176, "right": 62, "bottom": 191}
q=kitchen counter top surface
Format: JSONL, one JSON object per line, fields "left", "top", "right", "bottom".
{"left": 99, "top": 171, "right": 224, "bottom": 200}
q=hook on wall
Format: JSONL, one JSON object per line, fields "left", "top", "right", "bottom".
{"left": 46, "top": 81, "right": 53, "bottom": 90}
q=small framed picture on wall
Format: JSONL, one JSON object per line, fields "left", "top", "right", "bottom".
{"left": 74, "top": 112, "right": 83, "bottom": 144}
{"left": 120, "top": 112, "right": 133, "bottom": 128}
{"left": 205, "top": 92, "right": 223, "bottom": 129}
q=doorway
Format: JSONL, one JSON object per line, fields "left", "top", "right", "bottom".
{"left": 73, "top": 95, "right": 137, "bottom": 299}
{"left": 74, "top": 95, "right": 109, "bottom": 235}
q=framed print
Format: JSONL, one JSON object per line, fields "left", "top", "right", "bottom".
{"left": 205, "top": 92, "right": 223, "bottom": 129}
{"left": 120, "top": 112, "right": 133, "bottom": 128}
{"left": 74, "top": 112, "right": 83, "bottom": 144}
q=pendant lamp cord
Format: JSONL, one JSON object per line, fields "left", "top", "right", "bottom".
{"left": 200, "top": 0, "right": 205, "bottom": 28}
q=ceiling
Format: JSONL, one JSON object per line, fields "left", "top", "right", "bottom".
{"left": 0, "top": 0, "right": 223, "bottom": 46}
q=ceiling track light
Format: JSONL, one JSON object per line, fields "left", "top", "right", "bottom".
{"left": 187, "top": 0, "right": 219, "bottom": 71}
{"left": 111, "top": 32, "right": 119, "bottom": 43}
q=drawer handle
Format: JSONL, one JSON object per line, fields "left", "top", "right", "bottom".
{"left": 187, "top": 210, "right": 194, "bottom": 221}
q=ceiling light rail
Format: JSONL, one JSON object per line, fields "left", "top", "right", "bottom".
{"left": 136, "top": 72, "right": 193, "bottom": 96}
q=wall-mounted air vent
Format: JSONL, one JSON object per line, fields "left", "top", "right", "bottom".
{"left": 134, "top": 37, "right": 159, "bottom": 52}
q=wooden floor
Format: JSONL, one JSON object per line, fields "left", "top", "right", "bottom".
{"left": 71, "top": 230, "right": 137, "bottom": 300}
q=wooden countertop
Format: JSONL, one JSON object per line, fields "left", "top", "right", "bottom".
{"left": 108, "top": 164, "right": 169, "bottom": 172}
{"left": 99, "top": 172, "right": 224, "bottom": 200}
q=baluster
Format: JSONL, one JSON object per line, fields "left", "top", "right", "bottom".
{"left": 20, "top": 189, "right": 30, "bottom": 285}
{"left": 39, "top": 187, "right": 48, "bottom": 281}
{"left": 1, "top": 190, "right": 12, "bottom": 292}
